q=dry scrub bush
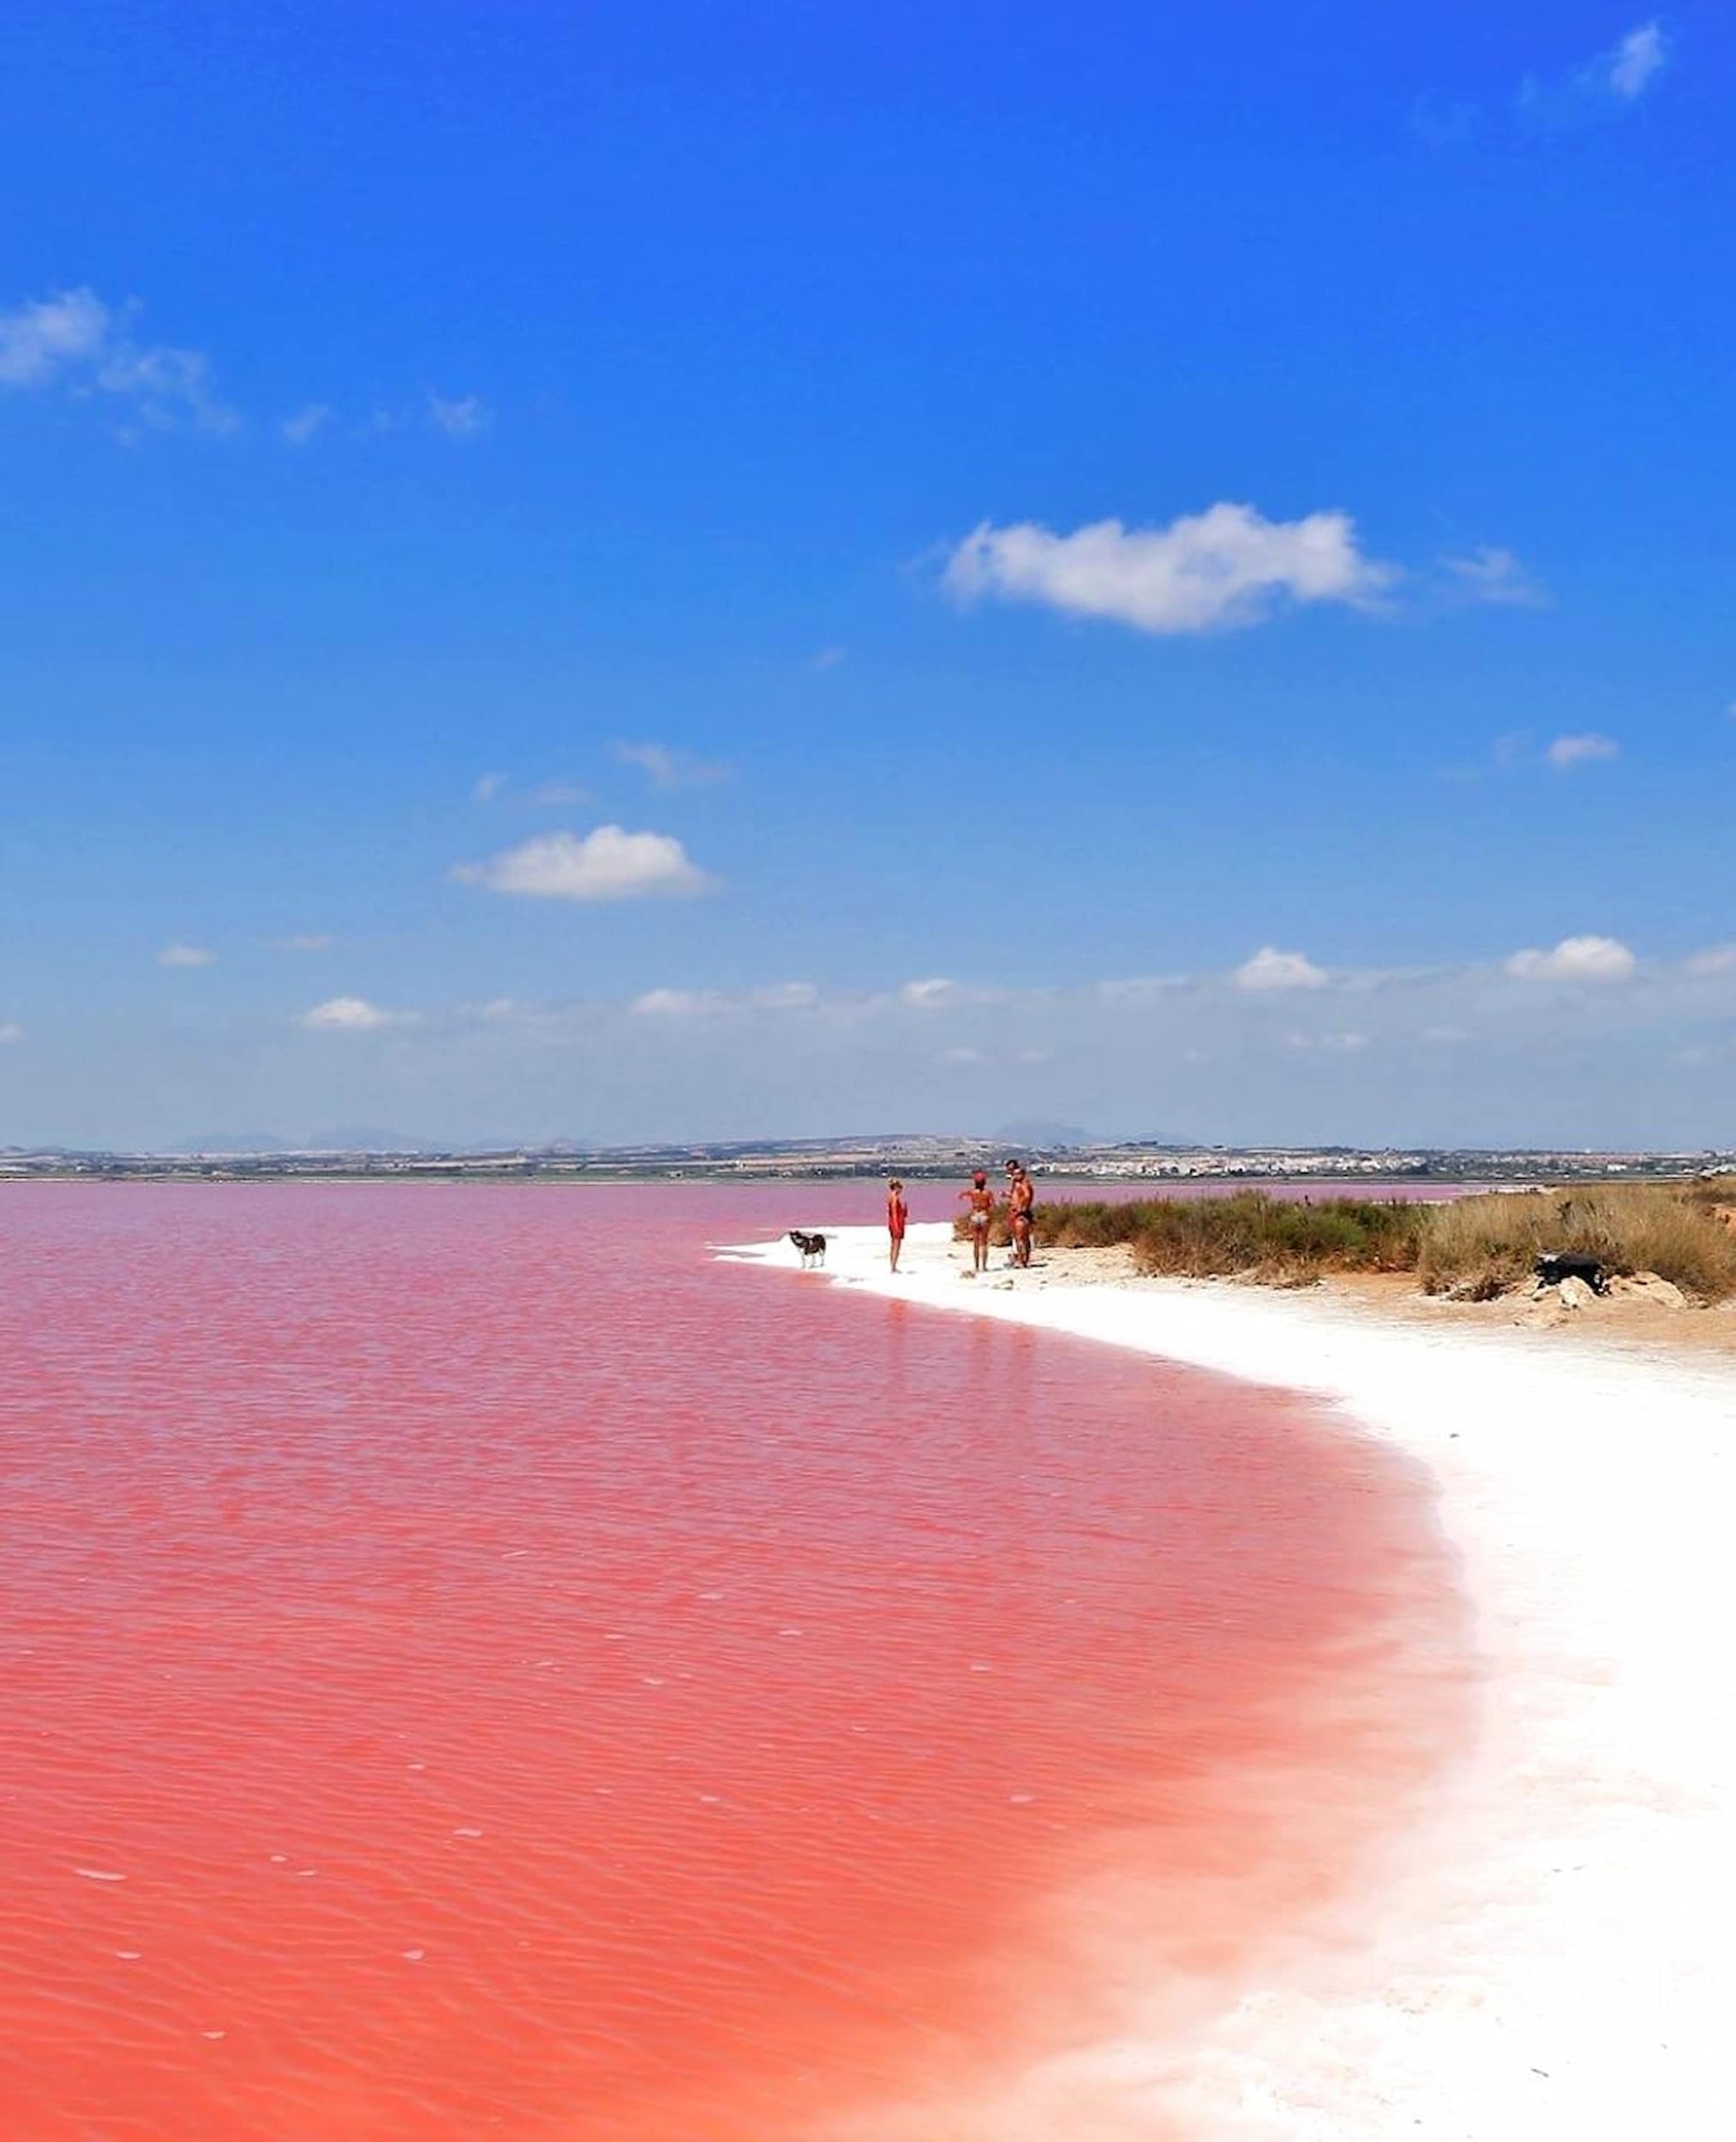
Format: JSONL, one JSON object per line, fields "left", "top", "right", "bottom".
{"left": 967, "top": 1193, "right": 1426, "bottom": 1279}
{"left": 1416, "top": 1188, "right": 1736, "bottom": 1303}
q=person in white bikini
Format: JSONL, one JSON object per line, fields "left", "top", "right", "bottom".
{"left": 958, "top": 1170, "right": 995, "bottom": 1275}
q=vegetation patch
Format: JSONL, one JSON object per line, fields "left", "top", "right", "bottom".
{"left": 963, "top": 1182, "right": 1736, "bottom": 1302}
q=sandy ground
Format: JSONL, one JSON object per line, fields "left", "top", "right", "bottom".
{"left": 721, "top": 1221, "right": 1736, "bottom": 2140}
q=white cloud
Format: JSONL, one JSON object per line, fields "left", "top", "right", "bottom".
{"left": 1441, "top": 545, "right": 1547, "bottom": 607}
{"left": 0, "top": 1020, "right": 22, "bottom": 1044}
{"left": 811, "top": 645, "right": 847, "bottom": 672}
{"left": 299, "top": 996, "right": 413, "bottom": 1032}
{"left": 944, "top": 504, "right": 1397, "bottom": 636}
{"left": 1285, "top": 1031, "right": 1368, "bottom": 1053}
{"left": 0, "top": 286, "right": 237, "bottom": 432}
{"left": 613, "top": 741, "right": 729, "bottom": 791}
{"left": 473, "top": 772, "right": 507, "bottom": 803}
{"left": 751, "top": 982, "right": 820, "bottom": 1009}
{"left": 941, "top": 1045, "right": 985, "bottom": 1066}
{"left": 1232, "top": 947, "right": 1329, "bottom": 991}
{"left": 1685, "top": 944, "right": 1736, "bottom": 978}
{"left": 453, "top": 825, "right": 712, "bottom": 901}
{"left": 0, "top": 288, "right": 111, "bottom": 386}
{"left": 1607, "top": 21, "right": 1667, "bottom": 99}
{"left": 900, "top": 977, "right": 960, "bottom": 1008}
{"left": 158, "top": 942, "right": 217, "bottom": 969}
{"left": 280, "top": 933, "right": 333, "bottom": 953}
{"left": 1505, "top": 935, "right": 1637, "bottom": 983}
{"left": 280, "top": 403, "right": 330, "bottom": 446}
{"left": 1546, "top": 732, "right": 1619, "bottom": 770}
{"left": 631, "top": 989, "right": 716, "bottom": 1018}
{"left": 427, "top": 391, "right": 490, "bottom": 439}
{"left": 531, "top": 780, "right": 589, "bottom": 805}
{"left": 1522, "top": 21, "right": 1668, "bottom": 126}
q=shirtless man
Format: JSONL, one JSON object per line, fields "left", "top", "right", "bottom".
{"left": 1007, "top": 1162, "right": 1035, "bottom": 1268}
{"left": 958, "top": 1170, "right": 995, "bottom": 1275}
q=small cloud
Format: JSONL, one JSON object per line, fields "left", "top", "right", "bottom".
{"left": 811, "top": 645, "right": 847, "bottom": 672}
{"left": 453, "top": 825, "right": 713, "bottom": 901}
{"left": 1505, "top": 935, "right": 1637, "bottom": 983}
{"left": 1421, "top": 1025, "right": 1470, "bottom": 1044}
{"left": 158, "top": 942, "right": 217, "bottom": 968}
{"left": 427, "top": 391, "right": 491, "bottom": 439}
{"left": 900, "top": 977, "right": 959, "bottom": 1008}
{"left": 1546, "top": 732, "right": 1619, "bottom": 770}
{"left": 1284, "top": 1030, "right": 1368, "bottom": 1053}
{"left": 1607, "top": 20, "right": 1667, "bottom": 99}
{"left": 750, "top": 982, "right": 820, "bottom": 1009}
{"left": 1521, "top": 20, "right": 1668, "bottom": 128}
{"left": 473, "top": 772, "right": 508, "bottom": 803}
{"left": 1097, "top": 975, "right": 1192, "bottom": 1002}
{"left": 944, "top": 504, "right": 1398, "bottom": 637}
{"left": 0, "top": 286, "right": 237, "bottom": 433}
{"left": 280, "top": 402, "right": 330, "bottom": 446}
{"left": 1442, "top": 545, "right": 1547, "bottom": 608}
{"left": 0, "top": 1020, "right": 22, "bottom": 1044}
{"left": 0, "top": 287, "right": 110, "bottom": 386}
{"left": 300, "top": 996, "right": 414, "bottom": 1032}
{"left": 1231, "top": 947, "right": 1329, "bottom": 991}
{"left": 274, "top": 933, "right": 333, "bottom": 953}
{"left": 1685, "top": 944, "right": 1736, "bottom": 978}
{"left": 530, "top": 780, "right": 589, "bottom": 806}
{"left": 631, "top": 988, "right": 716, "bottom": 1018}
{"left": 613, "top": 741, "right": 730, "bottom": 791}
{"left": 941, "top": 1045, "right": 985, "bottom": 1066}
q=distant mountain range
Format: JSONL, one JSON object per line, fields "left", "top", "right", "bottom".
{"left": 168, "top": 1130, "right": 597, "bottom": 1156}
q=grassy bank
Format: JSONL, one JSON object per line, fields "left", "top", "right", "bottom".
{"left": 964, "top": 1184, "right": 1736, "bottom": 1301}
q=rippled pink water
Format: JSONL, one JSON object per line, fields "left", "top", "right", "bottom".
{"left": 0, "top": 1185, "right": 1465, "bottom": 2140}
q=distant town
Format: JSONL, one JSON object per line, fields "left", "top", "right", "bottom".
{"left": 3, "top": 1134, "right": 1731, "bottom": 1186}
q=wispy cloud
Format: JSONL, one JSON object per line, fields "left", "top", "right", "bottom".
{"left": 1546, "top": 732, "right": 1619, "bottom": 770}
{"left": 158, "top": 942, "right": 217, "bottom": 969}
{"left": 944, "top": 505, "right": 1397, "bottom": 636}
{"left": 280, "top": 403, "right": 330, "bottom": 446}
{"left": 426, "top": 391, "right": 491, "bottom": 439}
{"left": 1231, "top": 947, "right": 1329, "bottom": 991}
{"left": 1505, "top": 935, "right": 1637, "bottom": 983}
{"left": 0, "top": 287, "right": 238, "bottom": 434}
{"left": 453, "top": 826, "right": 714, "bottom": 901}
{"left": 299, "top": 996, "right": 416, "bottom": 1032}
{"left": 1521, "top": 20, "right": 1668, "bottom": 129}
{"left": 1441, "top": 545, "right": 1548, "bottom": 608}
{"left": 0, "top": 1020, "right": 22, "bottom": 1044}
{"left": 273, "top": 933, "right": 333, "bottom": 953}
{"left": 811, "top": 645, "right": 847, "bottom": 672}
{"left": 613, "top": 741, "right": 730, "bottom": 791}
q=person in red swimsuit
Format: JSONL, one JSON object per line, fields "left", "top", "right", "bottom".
{"left": 886, "top": 1177, "right": 908, "bottom": 1272}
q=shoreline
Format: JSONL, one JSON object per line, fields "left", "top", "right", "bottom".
{"left": 722, "top": 1221, "right": 1736, "bottom": 2137}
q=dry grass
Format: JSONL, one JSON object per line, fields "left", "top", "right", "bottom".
{"left": 1416, "top": 1186, "right": 1736, "bottom": 1302}
{"left": 961, "top": 1182, "right": 1736, "bottom": 1303}
{"left": 964, "top": 1192, "right": 1426, "bottom": 1288}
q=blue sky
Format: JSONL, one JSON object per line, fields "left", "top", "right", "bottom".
{"left": 2, "top": 1, "right": 1733, "bottom": 1149}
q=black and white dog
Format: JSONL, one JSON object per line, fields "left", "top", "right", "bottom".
{"left": 788, "top": 1230, "right": 828, "bottom": 1269}
{"left": 1535, "top": 1251, "right": 1605, "bottom": 1292}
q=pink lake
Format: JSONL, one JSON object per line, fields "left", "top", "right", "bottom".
{"left": 0, "top": 1183, "right": 1467, "bottom": 2140}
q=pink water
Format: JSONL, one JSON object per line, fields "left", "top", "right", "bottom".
{"left": 0, "top": 1185, "right": 1467, "bottom": 2140}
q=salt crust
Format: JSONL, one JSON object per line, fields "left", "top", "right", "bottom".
{"left": 721, "top": 1221, "right": 1736, "bottom": 2139}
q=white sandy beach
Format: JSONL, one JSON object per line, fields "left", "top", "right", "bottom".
{"left": 723, "top": 1220, "right": 1736, "bottom": 2140}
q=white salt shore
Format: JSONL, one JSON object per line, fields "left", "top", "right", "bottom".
{"left": 722, "top": 1221, "right": 1736, "bottom": 2139}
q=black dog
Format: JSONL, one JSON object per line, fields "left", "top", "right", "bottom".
{"left": 1535, "top": 1251, "right": 1605, "bottom": 1293}
{"left": 788, "top": 1230, "right": 828, "bottom": 1269}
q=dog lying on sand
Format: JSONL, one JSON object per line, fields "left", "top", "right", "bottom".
{"left": 788, "top": 1230, "right": 828, "bottom": 1269}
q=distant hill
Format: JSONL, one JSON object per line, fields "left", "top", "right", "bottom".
{"left": 167, "top": 1132, "right": 299, "bottom": 1155}
{"left": 992, "top": 1119, "right": 1094, "bottom": 1152}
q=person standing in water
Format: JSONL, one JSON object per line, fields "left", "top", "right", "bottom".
{"left": 1007, "top": 1161, "right": 1035, "bottom": 1268}
{"left": 886, "top": 1177, "right": 908, "bottom": 1272}
{"left": 959, "top": 1170, "right": 995, "bottom": 1276}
